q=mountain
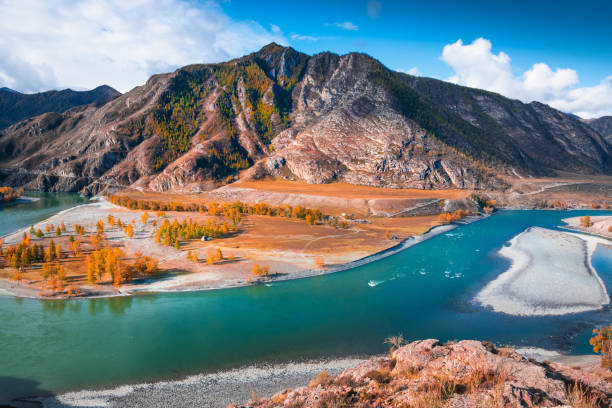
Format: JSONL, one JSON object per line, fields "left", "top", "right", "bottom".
{"left": 0, "top": 44, "right": 609, "bottom": 194}
{"left": 585, "top": 116, "right": 612, "bottom": 144}
{"left": 0, "top": 85, "right": 120, "bottom": 129}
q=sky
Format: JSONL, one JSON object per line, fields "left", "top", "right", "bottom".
{"left": 0, "top": 0, "right": 610, "bottom": 118}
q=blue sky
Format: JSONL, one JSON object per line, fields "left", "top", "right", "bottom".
{"left": 0, "top": 0, "right": 610, "bottom": 117}
{"left": 222, "top": 0, "right": 611, "bottom": 87}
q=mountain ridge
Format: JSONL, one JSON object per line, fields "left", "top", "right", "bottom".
{"left": 0, "top": 44, "right": 609, "bottom": 194}
{"left": 0, "top": 85, "right": 121, "bottom": 129}
{"left": 585, "top": 115, "right": 612, "bottom": 144}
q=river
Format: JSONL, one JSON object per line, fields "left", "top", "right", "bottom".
{"left": 0, "top": 194, "right": 611, "bottom": 400}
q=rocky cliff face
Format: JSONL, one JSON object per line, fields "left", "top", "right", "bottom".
{"left": 0, "top": 85, "right": 120, "bottom": 129}
{"left": 234, "top": 339, "right": 611, "bottom": 408}
{"left": 0, "top": 44, "right": 610, "bottom": 194}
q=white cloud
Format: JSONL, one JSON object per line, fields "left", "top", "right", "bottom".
{"left": 440, "top": 38, "right": 612, "bottom": 118}
{"left": 290, "top": 33, "right": 319, "bottom": 42}
{"left": 326, "top": 22, "right": 359, "bottom": 31}
{"left": 270, "top": 24, "right": 282, "bottom": 34}
{"left": 0, "top": 0, "right": 286, "bottom": 93}
{"left": 397, "top": 67, "right": 419, "bottom": 76}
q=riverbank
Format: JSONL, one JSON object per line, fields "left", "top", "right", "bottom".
{"left": 24, "top": 343, "right": 607, "bottom": 408}
{"left": 24, "top": 358, "right": 363, "bottom": 408}
{"left": 0, "top": 197, "right": 481, "bottom": 299}
{"left": 562, "top": 214, "right": 612, "bottom": 240}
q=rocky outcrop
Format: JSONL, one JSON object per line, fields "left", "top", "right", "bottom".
{"left": 235, "top": 339, "right": 611, "bottom": 408}
{"left": 0, "top": 44, "right": 610, "bottom": 194}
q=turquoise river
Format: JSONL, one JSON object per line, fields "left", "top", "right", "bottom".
{"left": 1, "top": 194, "right": 611, "bottom": 400}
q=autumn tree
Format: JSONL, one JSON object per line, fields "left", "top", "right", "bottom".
{"left": 141, "top": 211, "right": 149, "bottom": 225}
{"left": 13, "top": 268, "right": 23, "bottom": 283}
{"left": 206, "top": 251, "right": 214, "bottom": 265}
{"left": 580, "top": 215, "right": 594, "bottom": 228}
{"left": 41, "top": 262, "right": 64, "bottom": 280}
{"left": 20, "top": 249, "right": 31, "bottom": 267}
{"left": 125, "top": 224, "right": 134, "bottom": 238}
{"left": 45, "top": 240, "right": 56, "bottom": 262}
{"left": 590, "top": 324, "right": 612, "bottom": 368}
{"left": 215, "top": 248, "right": 224, "bottom": 262}
{"left": 186, "top": 250, "right": 198, "bottom": 262}
{"left": 90, "top": 234, "right": 101, "bottom": 249}
{"left": 35, "top": 229, "right": 43, "bottom": 238}
{"left": 86, "top": 255, "right": 96, "bottom": 283}
{"left": 86, "top": 247, "right": 123, "bottom": 283}
{"left": 60, "top": 222, "right": 66, "bottom": 232}
{"left": 70, "top": 240, "right": 81, "bottom": 256}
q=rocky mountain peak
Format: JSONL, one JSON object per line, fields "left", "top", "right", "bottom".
{"left": 0, "top": 47, "right": 610, "bottom": 194}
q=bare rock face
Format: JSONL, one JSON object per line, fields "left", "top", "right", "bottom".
{"left": 0, "top": 72, "right": 174, "bottom": 194}
{"left": 246, "top": 52, "right": 490, "bottom": 189}
{"left": 235, "top": 339, "right": 611, "bottom": 408}
{"left": 0, "top": 43, "right": 610, "bottom": 194}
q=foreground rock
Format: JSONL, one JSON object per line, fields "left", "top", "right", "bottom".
{"left": 234, "top": 340, "right": 611, "bottom": 408}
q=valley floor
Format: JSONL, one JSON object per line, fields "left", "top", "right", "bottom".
{"left": 2, "top": 177, "right": 611, "bottom": 299}
{"left": 0, "top": 184, "right": 459, "bottom": 298}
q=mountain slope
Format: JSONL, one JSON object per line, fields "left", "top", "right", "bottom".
{"left": 586, "top": 116, "right": 612, "bottom": 144}
{"left": 0, "top": 85, "right": 120, "bottom": 129}
{"left": 0, "top": 44, "right": 609, "bottom": 194}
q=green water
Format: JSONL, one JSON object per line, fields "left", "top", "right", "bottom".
{"left": 0, "top": 201, "right": 611, "bottom": 400}
{"left": 0, "top": 192, "right": 89, "bottom": 237}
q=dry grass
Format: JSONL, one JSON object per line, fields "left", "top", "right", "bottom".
{"left": 333, "top": 375, "right": 362, "bottom": 388}
{"left": 364, "top": 369, "right": 392, "bottom": 385}
{"left": 315, "top": 391, "right": 353, "bottom": 408}
{"left": 567, "top": 383, "right": 601, "bottom": 408}
{"left": 310, "top": 370, "right": 335, "bottom": 388}
{"left": 233, "top": 179, "right": 470, "bottom": 200}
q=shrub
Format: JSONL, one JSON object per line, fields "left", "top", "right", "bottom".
{"left": 315, "top": 391, "right": 353, "bottom": 408}
{"left": 364, "top": 369, "right": 391, "bottom": 384}
{"left": 580, "top": 216, "right": 594, "bottom": 228}
{"left": 310, "top": 370, "right": 334, "bottom": 388}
